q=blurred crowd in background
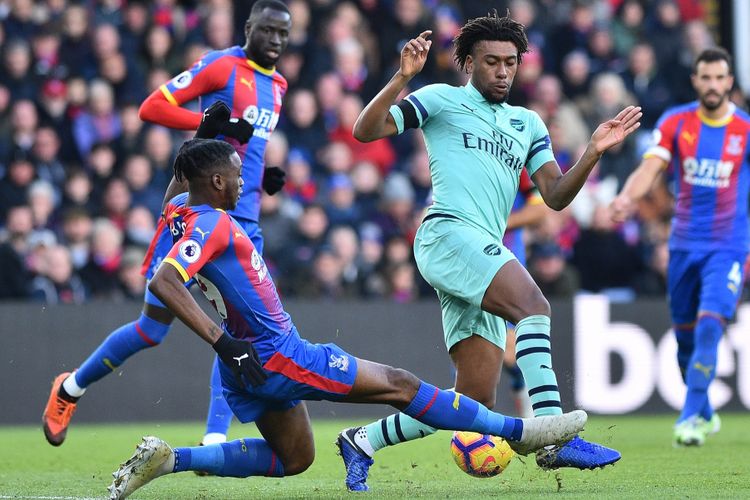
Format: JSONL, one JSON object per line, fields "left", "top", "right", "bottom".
{"left": 0, "top": 0, "right": 748, "bottom": 304}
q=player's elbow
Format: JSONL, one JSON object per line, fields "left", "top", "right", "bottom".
{"left": 352, "top": 119, "right": 378, "bottom": 143}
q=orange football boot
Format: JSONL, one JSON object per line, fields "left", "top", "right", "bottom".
{"left": 42, "top": 372, "right": 78, "bottom": 446}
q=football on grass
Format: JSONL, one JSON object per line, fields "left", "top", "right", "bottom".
{"left": 450, "top": 431, "right": 515, "bottom": 477}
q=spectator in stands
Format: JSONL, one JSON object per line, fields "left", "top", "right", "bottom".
{"left": 329, "top": 93, "right": 396, "bottom": 176}
{"left": 124, "top": 206, "right": 155, "bottom": 250}
{"left": 86, "top": 142, "right": 117, "bottom": 202}
{"left": 258, "top": 191, "right": 298, "bottom": 271}
{"left": 32, "top": 126, "right": 66, "bottom": 192}
{"left": 280, "top": 88, "right": 327, "bottom": 162}
{"left": 278, "top": 203, "right": 329, "bottom": 296}
{"left": 532, "top": 75, "right": 589, "bottom": 153}
{"left": 528, "top": 241, "right": 580, "bottom": 299}
{"left": 122, "top": 154, "right": 162, "bottom": 218}
{"left": 28, "top": 180, "right": 58, "bottom": 232}
{"left": 0, "top": 154, "right": 36, "bottom": 220}
{"left": 324, "top": 173, "right": 361, "bottom": 228}
{"left": 61, "top": 170, "right": 95, "bottom": 213}
{"left": 351, "top": 160, "right": 382, "bottom": 221}
{"left": 315, "top": 72, "right": 345, "bottom": 132}
{"left": 59, "top": 4, "right": 93, "bottom": 79}
{"left": 79, "top": 218, "right": 124, "bottom": 299}
{"left": 373, "top": 172, "right": 417, "bottom": 242}
{"left": 357, "top": 222, "right": 386, "bottom": 297}
{"left": 1, "top": 38, "right": 36, "bottom": 100}
{"left": 612, "top": 0, "right": 646, "bottom": 58}
{"left": 100, "top": 178, "right": 132, "bottom": 230}
{"left": 386, "top": 261, "right": 419, "bottom": 303}
{"left": 30, "top": 244, "right": 87, "bottom": 304}
{"left": 117, "top": 246, "right": 147, "bottom": 300}
{"left": 142, "top": 25, "right": 182, "bottom": 75}
{"left": 328, "top": 224, "right": 360, "bottom": 291}
{"left": 142, "top": 126, "right": 174, "bottom": 190}
{"left": 547, "top": 1, "right": 596, "bottom": 75}
{"left": 284, "top": 148, "right": 318, "bottom": 206}
{"left": 620, "top": 42, "right": 673, "bottom": 129}
{"left": 2, "top": 99, "right": 38, "bottom": 162}
{"left": 60, "top": 208, "right": 92, "bottom": 270}
{"left": 72, "top": 80, "right": 122, "bottom": 158}
{"left": 580, "top": 73, "right": 638, "bottom": 189}
{"left": 0, "top": 205, "right": 34, "bottom": 299}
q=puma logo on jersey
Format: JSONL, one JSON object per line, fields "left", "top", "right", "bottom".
{"left": 240, "top": 77, "right": 254, "bottom": 90}
{"left": 233, "top": 353, "right": 249, "bottom": 366}
{"left": 693, "top": 362, "right": 713, "bottom": 378}
{"left": 681, "top": 131, "right": 696, "bottom": 146}
{"left": 195, "top": 227, "right": 210, "bottom": 240}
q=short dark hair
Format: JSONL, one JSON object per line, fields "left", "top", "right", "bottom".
{"left": 453, "top": 10, "right": 529, "bottom": 71}
{"left": 249, "top": 0, "right": 289, "bottom": 22}
{"left": 693, "top": 47, "right": 733, "bottom": 74}
{"left": 173, "top": 139, "right": 236, "bottom": 183}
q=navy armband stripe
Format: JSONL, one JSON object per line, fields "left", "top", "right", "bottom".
{"left": 397, "top": 100, "right": 420, "bottom": 130}
{"left": 407, "top": 95, "right": 429, "bottom": 122}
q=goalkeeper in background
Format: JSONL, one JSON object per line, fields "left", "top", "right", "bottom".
{"left": 42, "top": 0, "right": 290, "bottom": 451}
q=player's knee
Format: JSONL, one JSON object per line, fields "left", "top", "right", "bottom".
{"left": 519, "top": 292, "right": 550, "bottom": 319}
{"left": 281, "top": 446, "right": 315, "bottom": 475}
{"left": 385, "top": 367, "right": 421, "bottom": 406}
{"left": 475, "top": 391, "right": 496, "bottom": 409}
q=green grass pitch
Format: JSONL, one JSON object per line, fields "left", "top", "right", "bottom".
{"left": 2, "top": 414, "right": 749, "bottom": 499}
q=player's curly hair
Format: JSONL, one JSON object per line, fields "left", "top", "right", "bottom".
{"left": 173, "top": 138, "right": 236, "bottom": 183}
{"left": 453, "top": 10, "right": 529, "bottom": 71}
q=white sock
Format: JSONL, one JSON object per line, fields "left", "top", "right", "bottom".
{"left": 202, "top": 432, "right": 227, "bottom": 445}
{"left": 62, "top": 374, "right": 86, "bottom": 398}
{"left": 353, "top": 427, "right": 375, "bottom": 457}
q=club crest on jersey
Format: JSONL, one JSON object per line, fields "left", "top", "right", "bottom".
{"left": 726, "top": 134, "right": 744, "bottom": 156}
{"left": 179, "top": 240, "right": 202, "bottom": 263}
{"left": 172, "top": 71, "right": 193, "bottom": 89}
{"left": 510, "top": 118, "right": 525, "bottom": 132}
{"left": 328, "top": 354, "right": 350, "bottom": 372}
{"left": 250, "top": 248, "right": 268, "bottom": 282}
{"left": 483, "top": 243, "right": 503, "bottom": 256}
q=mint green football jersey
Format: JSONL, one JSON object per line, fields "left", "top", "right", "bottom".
{"left": 390, "top": 81, "right": 555, "bottom": 238}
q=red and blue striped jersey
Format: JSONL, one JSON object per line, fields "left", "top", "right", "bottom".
{"left": 502, "top": 169, "right": 542, "bottom": 266}
{"left": 645, "top": 102, "right": 750, "bottom": 251}
{"left": 160, "top": 46, "right": 287, "bottom": 222}
{"left": 162, "top": 197, "right": 292, "bottom": 358}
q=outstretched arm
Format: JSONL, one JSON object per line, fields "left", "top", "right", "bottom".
{"left": 353, "top": 30, "right": 432, "bottom": 142}
{"left": 609, "top": 156, "right": 666, "bottom": 222}
{"left": 532, "top": 106, "right": 642, "bottom": 211}
{"left": 139, "top": 89, "right": 203, "bottom": 130}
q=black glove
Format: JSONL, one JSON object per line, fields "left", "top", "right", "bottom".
{"left": 262, "top": 166, "right": 286, "bottom": 195}
{"left": 212, "top": 332, "right": 267, "bottom": 387}
{"left": 195, "top": 101, "right": 231, "bottom": 139}
{"left": 221, "top": 118, "right": 254, "bottom": 144}
{"left": 194, "top": 101, "right": 254, "bottom": 144}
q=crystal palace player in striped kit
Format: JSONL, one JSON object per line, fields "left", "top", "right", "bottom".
{"left": 42, "top": 0, "right": 290, "bottom": 449}
{"left": 107, "top": 138, "right": 587, "bottom": 499}
{"left": 611, "top": 47, "right": 750, "bottom": 447}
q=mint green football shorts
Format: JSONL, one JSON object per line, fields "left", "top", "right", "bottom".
{"left": 414, "top": 215, "right": 516, "bottom": 351}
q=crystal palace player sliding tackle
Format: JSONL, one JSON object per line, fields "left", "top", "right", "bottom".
{"left": 337, "top": 12, "right": 640, "bottom": 489}
{"left": 611, "top": 47, "right": 750, "bottom": 447}
{"left": 107, "top": 138, "right": 587, "bottom": 499}
{"left": 42, "top": 0, "right": 290, "bottom": 449}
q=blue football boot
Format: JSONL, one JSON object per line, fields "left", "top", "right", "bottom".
{"left": 336, "top": 427, "right": 374, "bottom": 492}
{"left": 536, "top": 436, "right": 621, "bottom": 470}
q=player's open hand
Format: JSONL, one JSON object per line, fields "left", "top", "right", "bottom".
{"left": 609, "top": 194, "right": 635, "bottom": 223}
{"left": 590, "top": 106, "right": 642, "bottom": 154}
{"left": 399, "top": 30, "right": 432, "bottom": 79}
{"left": 212, "top": 332, "right": 268, "bottom": 387}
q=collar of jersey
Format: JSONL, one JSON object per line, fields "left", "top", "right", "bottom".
{"left": 246, "top": 58, "right": 275, "bottom": 76}
{"left": 464, "top": 81, "right": 504, "bottom": 110}
{"left": 697, "top": 102, "right": 735, "bottom": 127}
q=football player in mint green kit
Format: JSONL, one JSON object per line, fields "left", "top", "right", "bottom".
{"left": 337, "top": 12, "right": 642, "bottom": 490}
